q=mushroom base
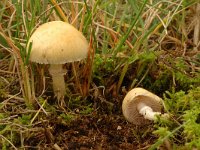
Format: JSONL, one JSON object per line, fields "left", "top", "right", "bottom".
{"left": 49, "top": 64, "right": 66, "bottom": 101}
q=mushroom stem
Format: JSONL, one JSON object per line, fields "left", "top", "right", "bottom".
{"left": 49, "top": 64, "right": 66, "bottom": 100}
{"left": 137, "top": 102, "right": 161, "bottom": 120}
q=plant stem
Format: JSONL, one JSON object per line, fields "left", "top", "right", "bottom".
{"left": 49, "top": 0, "right": 68, "bottom": 22}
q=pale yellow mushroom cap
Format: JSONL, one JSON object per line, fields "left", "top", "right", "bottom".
{"left": 122, "top": 87, "right": 162, "bottom": 125}
{"left": 28, "top": 21, "right": 88, "bottom": 64}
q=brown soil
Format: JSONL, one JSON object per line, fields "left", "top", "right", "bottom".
{"left": 25, "top": 112, "right": 156, "bottom": 150}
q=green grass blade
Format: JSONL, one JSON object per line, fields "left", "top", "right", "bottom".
{"left": 113, "top": 0, "right": 148, "bottom": 56}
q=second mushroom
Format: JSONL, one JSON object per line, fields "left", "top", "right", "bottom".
{"left": 122, "top": 87, "right": 168, "bottom": 125}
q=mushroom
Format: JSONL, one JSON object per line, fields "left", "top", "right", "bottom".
{"left": 122, "top": 87, "right": 167, "bottom": 125}
{"left": 27, "top": 21, "right": 88, "bottom": 101}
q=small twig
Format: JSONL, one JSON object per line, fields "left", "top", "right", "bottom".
{"left": 99, "top": 96, "right": 114, "bottom": 108}
{"left": 30, "top": 99, "right": 47, "bottom": 124}
{"left": 3, "top": 92, "right": 24, "bottom": 105}
{"left": 53, "top": 143, "right": 62, "bottom": 150}
{"left": 193, "top": 3, "right": 200, "bottom": 51}
{"left": 72, "top": 62, "right": 83, "bottom": 95}
{"left": 6, "top": 94, "right": 24, "bottom": 101}
{"left": 38, "top": 71, "right": 46, "bottom": 97}
{"left": 0, "top": 115, "right": 18, "bottom": 121}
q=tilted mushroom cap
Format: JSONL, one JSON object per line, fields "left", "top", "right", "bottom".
{"left": 28, "top": 21, "right": 88, "bottom": 64}
{"left": 122, "top": 87, "right": 162, "bottom": 125}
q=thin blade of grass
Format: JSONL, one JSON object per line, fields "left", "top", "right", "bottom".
{"left": 113, "top": 0, "right": 148, "bottom": 56}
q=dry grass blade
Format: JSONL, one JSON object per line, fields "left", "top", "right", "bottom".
{"left": 0, "top": 134, "right": 18, "bottom": 150}
{"left": 193, "top": 3, "right": 200, "bottom": 51}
